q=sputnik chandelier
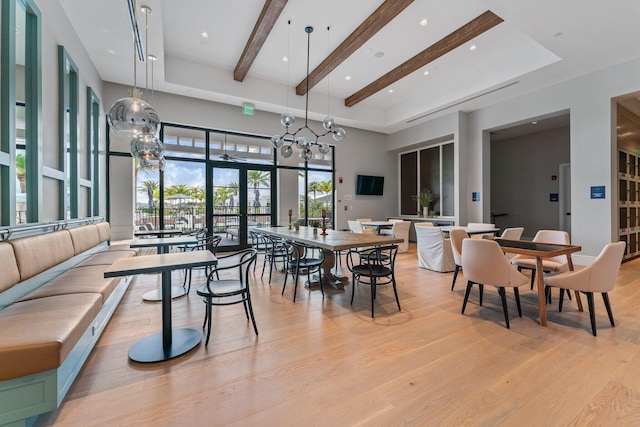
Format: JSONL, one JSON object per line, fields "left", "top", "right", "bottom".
{"left": 271, "top": 25, "right": 345, "bottom": 161}
{"left": 107, "top": 2, "right": 163, "bottom": 171}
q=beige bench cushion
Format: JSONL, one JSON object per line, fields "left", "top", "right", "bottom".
{"left": 9, "top": 230, "right": 75, "bottom": 281}
{"left": 0, "top": 242, "right": 20, "bottom": 293}
{"left": 75, "top": 249, "right": 137, "bottom": 267}
{"left": 68, "top": 225, "right": 101, "bottom": 255}
{"left": 0, "top": 293, "right": 102, "bottom": 381}
{"left": 96, "top": 222, "right": 111, "bottom": 243}
{"left": 18, "top": 265, "right": 120, "bottom": 304}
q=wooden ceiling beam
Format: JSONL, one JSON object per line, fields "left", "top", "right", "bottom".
{"left": 295, "top": 0, "right": 414, "bottom": 96}
{"left": 345, "top": 10, "right": 503, "bottom": 107}
{"left": 234, "top": 0, "right": 288, "bottom": 82}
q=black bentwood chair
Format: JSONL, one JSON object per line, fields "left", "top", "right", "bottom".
{"left": 182, "top": 235, "right": 221, "bottom": 294}
{"left": 282, "top": 240, "right": 325, "bottom": 302}
{"left": 196, "top": 248, "right": 258, "bottom": 346}
{"left": 346, "top": 244, "right": 400, "bottom": 318}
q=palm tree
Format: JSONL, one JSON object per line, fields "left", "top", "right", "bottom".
{"left": 165, "top": 184, "right": 191, "bottom": 196}
{"left": 318, "top": 180, "right": 332, "bottom": 208}
{"left": 308, "top": 181, "right": 321, "bottom": 202}
{"left": 247, "top": 171, "right": 269, "bottom": 208}
{"left": 138, "top": 180, "right": 159, "bottom": 209}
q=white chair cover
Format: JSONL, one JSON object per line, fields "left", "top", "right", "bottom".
{"left": 416, "top": 226, "right": 455, "bottom": 272}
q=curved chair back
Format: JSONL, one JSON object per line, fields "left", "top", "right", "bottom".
{"left": 532, "top": 230, "right": 570, "bottom": 264}
{"left": 462, "top": 239, "right": 527, "bottom": 287}
{"left": 590, "top": 242, "right": 626, "bottom": 292}
{"left": 500, "top": 227, "right": 524, "bottom": 240}
{"left": 391, "top": 221, "right": 410, "bottom": 253}
{"left": 414, "top": 222, "right": 434, "bottom": 227}
{"left": 449, "top": 228, "right": 469, "bottom": 266}
{"left": 416, "top": 226, "right": 455, "bottom": 272}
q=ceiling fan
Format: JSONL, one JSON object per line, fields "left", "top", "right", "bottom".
{"left": 218, "top": 134, "right": 246, "bottom": 162}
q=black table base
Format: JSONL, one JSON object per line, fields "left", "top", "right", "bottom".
{"left": 128, "top": 328, "right": 201, "bottom": 363}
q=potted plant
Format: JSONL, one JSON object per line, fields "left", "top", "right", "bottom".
{"left": 291, "top": 219, "right": 300, "bottom": 231}
{"left": 308, "top": 219, "right": 321, "bottom": 235}
{"left": 413, "top": 189, "right": 433, "bottom": 217}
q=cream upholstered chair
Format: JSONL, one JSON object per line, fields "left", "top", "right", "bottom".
{"left": 380, "top": 221, "right": 410, "bottom": 252}
{"left": 461, "top": 238, "right": 529, "bottom": 329}
{"left": 414, "top": 222, "right": 434, "bottom": 227}
{"left": 416, "top": 226, "right": 455, "bottom": 272}
{"left": 511, "top": 230, "right": 570, "bottom": 289}
{"left": 449, "top": 228, "right": 470, "bottom": 290}
{"left": 356, "top": 218, "right": 376, "bottom": 233}
{"left": 545, "top": 241, "right": 625, "bottom": 336}
{"left": 348, "top": 220, "right": 374, "bottom": 234}
{"left": 499, "top": 227, "right": 524, "bottom": 260}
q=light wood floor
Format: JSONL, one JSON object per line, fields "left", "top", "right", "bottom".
{"left": 36, "top": 245, "right": 640, "bottom": 426}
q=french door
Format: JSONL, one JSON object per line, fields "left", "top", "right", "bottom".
{"left": 209, "top": 163, "right": 275, "bottom": 250}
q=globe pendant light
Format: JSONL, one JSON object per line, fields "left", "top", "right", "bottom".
{"left": 272, "top": 25, "right": 345, "bottom": 160}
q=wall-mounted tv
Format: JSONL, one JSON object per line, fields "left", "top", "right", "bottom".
{"left": 356, "top": 174, "right": 384, "bottom": 195}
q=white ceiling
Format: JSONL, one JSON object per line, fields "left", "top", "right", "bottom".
{"left": 59, "top": 0, "right": 640, "bottom": 134}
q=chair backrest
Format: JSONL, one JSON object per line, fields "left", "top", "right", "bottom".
{"left": 449, "top": 228, "right": 469, "bottom": 265}
{"left": 190, "top": 235, "right": 221, "bottom": 253}
{"left": 283, "top": 240, "right": 324, "bottom": 263}
{"left": 356, "top": 218, "right": 372, "bottom": 223}
{"left": 391, "top": 221, "right": 410, "bottom": 253}
{"left": 586, "top": 241, "right": 626, "bottom": 292}
{"left": 206, "top": 248, "right": 257, "bottom": 293}
{"left": 348, "top": 220, "right": 365, "bottom": 233}
{"left": 500, "top": 227, "right": 524, "bottom": 240}
{"left": 462, "top": 238, "right": 528, "bottom": 287}
{"left": 414, "top": 222, "right": 434, "bottom": 227}
{"left": 348, "top": 244, "right": 398, "bottom": 274}
{"left": 389, "top": 218, "right": 403, "bottom": 224}
{"left": 532, "top": 229, "right": 570, "bottom": 264}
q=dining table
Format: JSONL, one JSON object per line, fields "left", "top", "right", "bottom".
{"left": 129, "top": 236, "right": 198, "bottom": 301}
{"left": 495, "top": 238, "right": 582, "bottom": 326}
{"left": 258, "top": 226, "right": 403, "bottom": 288}
{"left": 133, "top": 229, "right": 184, "bottom": 238}
{"left": 104, "top": 250, "right": 217, "bottom": 362}
{"left": 440, "top": 226, "right": 500, "bottom": 236}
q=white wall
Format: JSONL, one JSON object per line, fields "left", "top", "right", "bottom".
{"left": 35, "top": 0, "right": 107, "bottom": 219}
{"left": 490, "top": 126, "right": 570, "bottom": 238}
{"left": 103, "top": 83, "right": 397, "bottom": 234}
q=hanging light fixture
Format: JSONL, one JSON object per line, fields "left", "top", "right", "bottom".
{"left": 107, "top": 1, "right": 160, "bottom": 140}
{"left": 271, "top": 25, "right": 345, "bottom": 161}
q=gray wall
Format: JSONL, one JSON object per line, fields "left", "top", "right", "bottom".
{"left": 490, "top": 126, "right": 570, "bottom": 239}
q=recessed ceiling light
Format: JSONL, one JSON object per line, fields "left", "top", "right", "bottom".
{"left": 374, "top": 51, "right": 384, "bottom": 59}
{"left": 469, "top": 45, "right": 476, "bottom": 51}
{"left": 345, "top": 76, "right": 351, "bottom": 81}
{"left": 531, "top": 121, "right": 538, "bottom": 125}
{"left": 282, "top": 56, "right": 288, "bottom": 62}
{"left": 201, "top": 32, "right": 208, "bottom": 38}
{"left": 420, "top": 18, "right": 428, "bottom": 26}
{"left": 388, "top": 89, "right": 394, "bottom": 93}
{"left": 107, "top": 49, "right": 116, "bottom": 55}
{"left": 423, "top": 70, "right": 429, "bottom": 76}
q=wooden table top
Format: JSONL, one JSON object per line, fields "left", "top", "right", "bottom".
{"left": 104, "top": 251, "right": 217, "bottom": 278}
{"left": 440, "top": 226, "right": 500, "bottom": 235}
{"left": 258, "top": 226, "right": 403, "bottom": 251}
{"left": 133, "top": 229, "right": 184, "bottom": 237}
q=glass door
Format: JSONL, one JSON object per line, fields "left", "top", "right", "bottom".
{"left": 210, "top": 164, "right": 275, "bottom": 251}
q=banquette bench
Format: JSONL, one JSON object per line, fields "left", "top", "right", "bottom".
{"left": 0, "top": 221, "right": 138, "bottom": 427}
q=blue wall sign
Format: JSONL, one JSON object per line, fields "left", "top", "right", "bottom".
{"left": 472, "top": 192, "right": 480, "bottom": 202}
{"left": 590, "top": 186, "right": 605, "bottom": 199}
{"left": 550, "top": 193, "right": 559, "bottom": 202}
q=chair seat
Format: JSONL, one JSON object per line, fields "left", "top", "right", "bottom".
{"left": 196, "top": 280, "right": 245, "bottom": 298}
{"left": 351, "top": 264, "right": 392, "bottom": 277}
{"left": 289, "top": 258, "right": 323, "bottom": 268}
{"left": 511, "top": 256, "right": 568, "bottom": 272}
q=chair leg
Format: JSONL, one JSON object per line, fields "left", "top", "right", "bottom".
{"left": 514, "top": 287, "right": 522, "bottom": 317}
{"left": 350, "top": 273, "right": 356, "bottom": 305}
{"left": 602, "top": 292, "right": 615, "bottom": 327}
{"left": 293, "top": 266, "right": 300, "bottom": 303}
{"left": 268, "top": 256, "right": 275, "bottom": 284}
{"left": 370, "top": 277, "right": 376, "bottom": 318}
{"left": 246, "top": 294, "right": 259, "bottom": 335}
{"left": 392, "top": 273, "right": 401, "bottom": 312}
{"left": 204, "top": 297, "right": 213, "bottom": 346}
{"left": 462, "top": 281, "right": 473, "bottom": 314}
{"left": 530, "top": 268, "right": 536, "bottom": 290}
{"left": 479, "top": 284, "right": 484, "bottom": 307}
{"left": 261, "top": 255, "right": 268, "bottom": 278}
{"left": 545, "top": 285, "right": 552, "bottom": 304}
{"left": 451, "top": 265, "right": 460, "bottom": 291}
{"left": 558, "top": 288, "right": 565, "bottom": 312}
{"left": 498, "top": 287, "right": 510, "bottom": 329}
{"left": 318, "top": 267, "right": 324, "bottom": 297}
{"left": 281, "top": 263, "right": 289, "bottom": 295}
{"left": 586, "top": 292, "right": 597, "bottom": 336}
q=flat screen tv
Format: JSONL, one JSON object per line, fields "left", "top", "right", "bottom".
{"left": 356, "top": 174, "right": 384, "bottom": 195}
